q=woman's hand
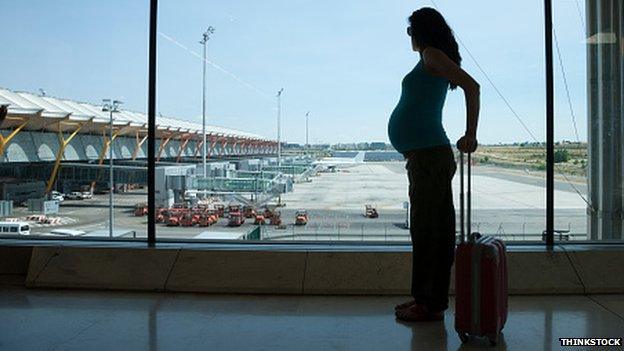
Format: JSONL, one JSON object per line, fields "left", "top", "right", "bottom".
{"left": 456, "top": 134, "right": 478, "bottom": 153}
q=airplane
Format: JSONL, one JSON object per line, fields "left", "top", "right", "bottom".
{"left": 312, "top": 151, "right": 366, "bottom": 171}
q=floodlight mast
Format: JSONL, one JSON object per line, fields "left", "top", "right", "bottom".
{"left": 305, "top": 111, "right": 310, "bottom": 148}
{"left": 200, "top": 26, "right": 215, "bottom": 179}
{"left": 276, "top": 88, "right": 283, "bottom": 166}
{"left": 102, "top": 99, "right": 122, "bottom": 238}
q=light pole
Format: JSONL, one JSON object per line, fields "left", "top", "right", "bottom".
{"left": 200, "top": 26, "right": 215, "bottom": 178}
{"left": 305, "top": 111, "right": 310, "bottom": 149}
{"left": 276, "top": 88, "right": 283, "bottom": 167}
{"left": 102, "top": 99, "right": 122, "bottom": 238}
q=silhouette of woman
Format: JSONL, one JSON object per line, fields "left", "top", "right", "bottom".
{"left": 388, "top": 7, "right": 480, "bottom": 322}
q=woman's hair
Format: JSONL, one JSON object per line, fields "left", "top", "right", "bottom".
{"left": 409, "top": 7, "right": 461, "bottom": 89}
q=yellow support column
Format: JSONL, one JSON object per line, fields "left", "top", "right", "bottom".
{"left": 90, "top": 124, "right": 131, "bottom": 192}
{"left": 232, "top": 140, "right": 239, "bottom": 156}
{"left": 193, "top": 136, "right": 204, "bottom": 158}
{"left": 45, "top": 120, "right": 90, "bottom": 194}
{"left": 157, "top": 133, "right": 174, "bottom": 162}
{"left": 220, "top": 137, "right": 229, "bottom": 156}
{"left": 176, "top": 135, "right": 191, "bottom": 163}
{"left": 0, "top": 118, "right": 30, "bottom": 159}
{"left": 207, "top": 135, "right": 218, "bottom": 157}
{"left": 131, "top": 130, "right": 148, "bottom": 160}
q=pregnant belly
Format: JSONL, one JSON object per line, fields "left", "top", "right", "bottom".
{"left": 388, "top": 107, "right": 446, "bottom": 152}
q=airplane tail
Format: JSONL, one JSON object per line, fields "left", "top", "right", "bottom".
{"left": 353, "top": 151, "right": 366, "bottom": 163}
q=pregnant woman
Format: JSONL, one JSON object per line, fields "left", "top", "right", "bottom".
{"left": 388, "top": 7, "right": 480, "bottom": 322}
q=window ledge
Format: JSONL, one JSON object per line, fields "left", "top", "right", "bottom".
{"left": 1, "top": 239, "right": 623, "bottom": 295}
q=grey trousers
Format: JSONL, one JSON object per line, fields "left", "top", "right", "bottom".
{"left": 404, "top": 144, "right": 457, "bottom": 312}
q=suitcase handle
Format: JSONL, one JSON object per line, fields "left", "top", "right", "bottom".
{"left": 459, "top": 152, "right": 472, "bottom": 243}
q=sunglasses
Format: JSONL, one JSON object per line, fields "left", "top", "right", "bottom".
{"left": 407, "top": 26, "right": 412, "bottom": 36}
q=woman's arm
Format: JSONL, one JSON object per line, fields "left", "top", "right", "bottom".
{"left": 422, "top": 47, "right": 480, "bottom": 153}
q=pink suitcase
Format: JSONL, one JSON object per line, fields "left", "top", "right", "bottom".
{"left": 454, "top": 153, "right": 508, "bottom": 346}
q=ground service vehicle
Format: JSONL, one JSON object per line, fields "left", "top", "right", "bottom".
{"left": 180, "top": 212, "right": 195, "bottom": 227}
{"left": 295, "top": 210, "right": 308, "bottom": 225}
{"left": 134, "top": 203, "right": 148, "bottom": 216}
{"left": 167, "top": 213, "right": 182, "bottom": 226}
{"left": 199, "top": 213, "right": 217, "bottom": 227}
{"left": 215, "top": 204, "right": 225, "bottom": 217}
{"left": 269, "top": 211, "right": 282, "bottom": 226}
{"left": 228, "top": 204, "right": 245, "bottom": 227}
{"left": 243, "top": 205, "right": 256, "bottom": 218}
{"left": 365, "top": 204, "right": 379, "bottom": 218}
{"left": 254, "top": 215, "right": 265, "bottom": 225}
{"left": 155, "top": 208, "right": 166, "bottom": 222}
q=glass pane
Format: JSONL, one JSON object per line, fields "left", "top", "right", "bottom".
{"left": 415, "top": 1, "right": 547, "bottom": 242}
{"left": 0, "top": 1, "right": 148, "bottom": 240}
{"left": 553, "top": 0, "right": 590, "bottom": 242}
{"left": 155, "top": 0, "right": 546, "bottom": 242}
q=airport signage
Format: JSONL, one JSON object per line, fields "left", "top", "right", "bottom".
{"left": 43, "top": 200, "right": 59, "bottom": 214}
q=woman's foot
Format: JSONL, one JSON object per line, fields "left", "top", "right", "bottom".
{"left": 395, "top": 304, "right": 444, "bottom": 322}
{"left": 394, "top": 299, "right": 418, "bottom": 311}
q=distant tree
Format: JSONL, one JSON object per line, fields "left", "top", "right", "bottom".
{"left": 554, "top": 149, "right": 570, "bottom": 163}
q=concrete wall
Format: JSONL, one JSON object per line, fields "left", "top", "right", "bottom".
{"left": 0, "top": 243, "right": 619, "bottom": 295}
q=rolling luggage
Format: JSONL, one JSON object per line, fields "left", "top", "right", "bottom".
{"left": 454, "top": 152, "right": 508, "bottom": 346}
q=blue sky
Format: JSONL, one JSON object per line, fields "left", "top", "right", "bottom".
{"left": 0, "top": 0, "right": 587, "bottom": 144}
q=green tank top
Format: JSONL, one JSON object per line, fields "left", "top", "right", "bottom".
{"left": 388, "top": 60, "right": 450, "bottom": 153}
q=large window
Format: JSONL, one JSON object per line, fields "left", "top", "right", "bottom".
{"left": 0, "top": 0, "right": 622, "bottom": 244}
{"left": 154, "top": 0, "right": 427, "bottom": 242}
{"left": 0, "top": 1, "right": 149, "bottom": 239}
{"left": 433, "top": 0, "right": 549, "bottom": 242}
{"left": 553, "top": 0, "right": 589, "bottom": 241}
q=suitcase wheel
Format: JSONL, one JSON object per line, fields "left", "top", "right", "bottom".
{"left": 487, "top": 334, "right": 498, "bottom": 347}
{"left": 458, "top": 332, "right": 469, "bottom": 344}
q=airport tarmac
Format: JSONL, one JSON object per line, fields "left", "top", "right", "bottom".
{"left": 281, "top": 162, "right": 587, "bottom": 211}
{"left": 8, "top": 162, "right": 589, "bottom": 241}
{"left": 273, "top": 162, "right": 587, "bottom": 240}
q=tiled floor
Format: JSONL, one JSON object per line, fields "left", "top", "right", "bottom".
{"left": 0, "top": 287, "right": 623, "bottom": 351}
